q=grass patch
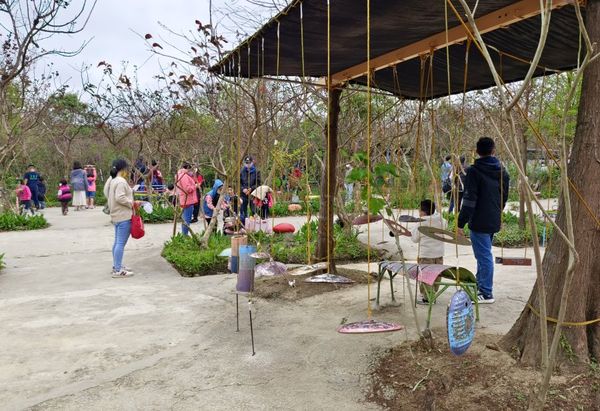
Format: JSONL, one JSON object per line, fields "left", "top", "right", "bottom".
{"left": 0, "top": 211, "right": 49, "bottom": 231}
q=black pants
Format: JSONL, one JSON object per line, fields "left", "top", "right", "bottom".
{"left": 61, "top": 201, "right": 69, "bottom": 215}
{"left": 192, "top": 188, "right": 202, "bottom": 221}
{"left": 240, "top": 194, "right": 250, "bottom": 222}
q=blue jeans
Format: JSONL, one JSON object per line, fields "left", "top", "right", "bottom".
{"left": 470, "top": 230, "right": 495, "bottom": 298}
{"left": 112, "top": 220, "right": 131, "bottom": 271}
{"left": 182, "top": 205, "right": 194, "bottom": 236}
{"left": 29, "top": 185, "right": 39, "bottom": 209}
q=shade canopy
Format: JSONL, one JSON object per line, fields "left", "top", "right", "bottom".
{"left": 211, "top": 0, "right": 584, "bottom": 98}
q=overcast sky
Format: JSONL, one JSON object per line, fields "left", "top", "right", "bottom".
{"left": 39, "top": 0, "right": 269, "bottom": 91}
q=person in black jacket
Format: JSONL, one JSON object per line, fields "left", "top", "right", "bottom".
{"left": 240, "top": 155, "right": 261, "bottom": 222}
{"left": 457, "top": 137, "right": 509, "bottom": 304}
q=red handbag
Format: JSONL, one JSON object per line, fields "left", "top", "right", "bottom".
{"left": 131, "top": 207, "right": 145, "bottom": 239}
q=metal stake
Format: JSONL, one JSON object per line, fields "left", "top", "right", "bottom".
{"left": 249, "top": 299, "right": 255, "bottom": 356}
{"left": 236, "top": 293, "right": 240, "bottom": 332}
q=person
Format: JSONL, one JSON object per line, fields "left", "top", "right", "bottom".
{"left": 344, "top": 164, "right": 354, "bottom": 203}
{"left": 15, "top": 179, "right": 34, "bottom": 215}
{"left": 150, "top": 160, "right": 165, "bottom": 192}
{"left": 86, "top": 165, "right": 97, "bottom": 209}
{"left": 37, "top": 176, "right": 47, "bottom": 210}
{"left": 70, "top": 161, "right": 88, "bottom": 211}
{"left": 441, "top": 155, "right": 452, "bottom": 195}
{"left": 223, "top": 186, "right": 240, "bottom": 218}
{"left": 457, "top": 137, "right": 510, "bottom": 304}
{"left": 103, "top": 159, "right": 140, "bottom": 278}
{"left": 165, "top": 183, "right": 177, "bottom": 206}
{"left": 57, "top": 179, "right": 72, "bottom": 216}
{"left": 132, "top": 157, "right": 148, "bottom": 185}
{"left": 23, "top": 164, "right": 40, "bottom": 210}
{"left": 240, "top": 155, "right": 261, "bottom": 222}
{"left": 175, "top": 162, "right": 198, "bottom": 236}
{"left": 448, "top": 156, "right": 467, "bottom": 213}
{"left": 251, "top": 185, "right": 274, "bottom": 220}
{"left": 409, "top": 199, "right": 447, "bottom": 304}
{"left": 191, "top": 168, "right": 204, "bottom": 223}
{"left": 203, "top": 179, "right": 227, "bottom": 227}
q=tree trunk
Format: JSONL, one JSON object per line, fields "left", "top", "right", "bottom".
{"left": 500, "top": 0, "right": 600, "bottom": 364}
{"left": 315, "top": 87, "right": 342, "bottom": 272}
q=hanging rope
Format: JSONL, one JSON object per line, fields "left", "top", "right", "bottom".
{"left": 300, "top": 2, "right": 312, "bottom": 264}
{"left": 366, "top": 0, "right": 373, "bottom": 318}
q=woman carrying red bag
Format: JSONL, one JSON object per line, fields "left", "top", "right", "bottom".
{"left": 103, "top": 158, "right": 142, "bottom": 278}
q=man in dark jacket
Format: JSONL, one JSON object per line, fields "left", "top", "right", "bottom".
{"left": 457, "top": 137, "right": 509, "bottom": 304}
{"left": 240, "top": 155, "right": 261, "bottom": 222}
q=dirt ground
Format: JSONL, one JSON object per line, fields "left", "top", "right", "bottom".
{"left": 0, "top": 206, "right": 556, "bottom": 410}
{"left": 367, "top": 333, "right": 600, "bottom": 410}
{"left": 254, "top": 268, "right": 371, "bottom": 300}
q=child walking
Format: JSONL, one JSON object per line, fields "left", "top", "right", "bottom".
{"left": 57, "top": 179, "right": 72, "bottom": 215}
{"left": 16, "top": 180, "right": 34, "bottom": 215}
{"left": 410, "top": 199, "right": 448, "bottom": 304}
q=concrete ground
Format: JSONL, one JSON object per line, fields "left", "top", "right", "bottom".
{"left": 1, "top": 207, "right": 540, "bottom": 410}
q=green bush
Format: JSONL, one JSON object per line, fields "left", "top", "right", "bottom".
{"left": 162, "top": 233, "right": 230, "bottom": 276}
{"left": 0, "top": 253, "right": 5, "bottom": 270}
{"left": 140, "top": 204, "right": 175, "bottom": 223}
{"left": 0, "top": 212, "right": 49, "bottom": 231}
{"left": 271, "top": 199, "right": 320, "bottom": 217}
{"left": 445, "top": 211, "right": 552, "bottom": 248}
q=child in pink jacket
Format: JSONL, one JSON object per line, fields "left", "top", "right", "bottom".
{"left": 175, "top": 162, "right": 198, "bottom": 236}
{"left": 16, "top": 179, "right": 34, "bottom": 215}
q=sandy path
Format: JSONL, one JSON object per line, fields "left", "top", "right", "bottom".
{"left": 0, "top": 208, "right": 538, "bottom": 410}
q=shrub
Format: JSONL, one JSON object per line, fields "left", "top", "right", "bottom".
{"left": 271, "top": 199, "right": 320, "bottom": 217}
{"left": 139, "top": 203, "right": 175, "bottom": 224}
{"left": 445, "top": 211, "right": 552, "bottom": 248}
{"left": 0, "top": 212, "right": 49, "bottom": 231}
{"left": 0, "top": 253, "right": 5, "bottom": 270}
{"left": 161, "top": 233, "right": 230, "bottom": 277}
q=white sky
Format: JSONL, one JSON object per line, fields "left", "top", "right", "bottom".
{"left": 37, "top": 0, "right": 269, "bottom": 91}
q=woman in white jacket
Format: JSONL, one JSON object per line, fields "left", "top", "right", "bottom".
{"left": 103, "top": 159, "right": 140, "bottom": 278}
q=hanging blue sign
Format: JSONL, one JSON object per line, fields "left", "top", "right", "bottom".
{"left": 447, "top": 290, "right": 476, "bottom": 356}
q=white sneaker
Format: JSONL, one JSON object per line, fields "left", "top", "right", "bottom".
{"left": 112, "top": 269, "right": 134, "bottom": 278}
{"left": 477, "top": 294, "right": 495, "bottom": 304}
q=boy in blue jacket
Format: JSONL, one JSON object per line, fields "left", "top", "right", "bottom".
{"left": 457, "top": 137, "right": 509, "bottom": 304}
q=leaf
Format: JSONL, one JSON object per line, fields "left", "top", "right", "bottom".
{"left": 144, "top": 33, "right": 153, "bottom": 39}
{"left": 368, "top": 197, "right": 386, "bottom": 215}
{"left": 346, "top": 168, "right": 367, "bottom": 183}
{"left": 352, "top": 151, "right": 368, "bottom": 164}
{"left": 374, "top": 163, "right": 399, "bottom": 178}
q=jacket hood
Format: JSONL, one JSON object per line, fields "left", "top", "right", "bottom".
{"left": 210, "top": 179, "right": 224, "bottom": 196}
{"left": 473, "top": 156, "right": 503, "bottom": 177}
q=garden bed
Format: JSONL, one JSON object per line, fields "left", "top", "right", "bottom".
{"left": 161, "top": 221, "right": 374, "bottom": 277}
{"left": 367, "top": 333, "right": 599, "bottom": 410}
{"left": 253, "top": 267, "right": 371, "bottom": 301}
